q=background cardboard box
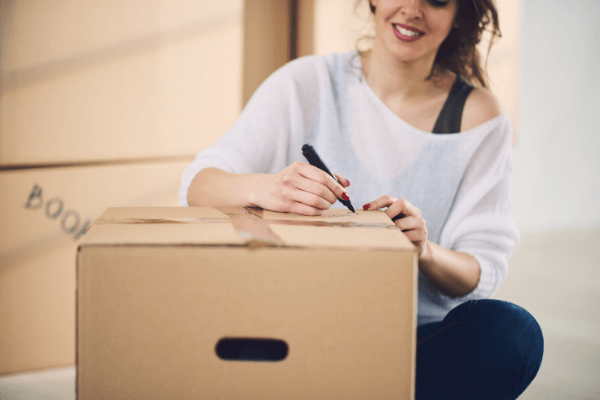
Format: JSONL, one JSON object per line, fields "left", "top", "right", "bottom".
{"left": 0, "top": 0, "right": 243, "bottom": 166}
{"left": 0, "top": 0, "right": 292, "bottom": 376}
{"left": 77, "top": 207, "right": 417, "bottom": 399}
{"left": 0, "top": 160, "right": 190, "bottom": 375}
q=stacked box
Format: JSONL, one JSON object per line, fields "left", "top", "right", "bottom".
{"left": 0, "top": 161, "right": 189, "bottom": 374}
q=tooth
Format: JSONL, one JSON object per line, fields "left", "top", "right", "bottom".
{"left": 395, "top": 25, "right": 420, "bottom": 36}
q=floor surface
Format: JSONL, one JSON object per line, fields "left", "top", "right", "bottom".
{"left": 493, "top": 226, "right": 600, "bottom": 399}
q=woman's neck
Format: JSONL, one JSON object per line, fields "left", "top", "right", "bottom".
{"left": 361, "top": 41, "right": 444, "bottom": 103}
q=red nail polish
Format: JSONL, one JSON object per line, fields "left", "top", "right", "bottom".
{"left": 341, "top": 192, "right": 350, "bottom": 201}
{"left": 346, "top": 179, "right": 350, "bottom": 186}
{"left": 363, "top": 204, "right": 371, "bottom": 210}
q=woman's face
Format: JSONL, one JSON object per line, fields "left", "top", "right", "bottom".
{"left": 370, "top": 0, "right": 458, "bottom": 66}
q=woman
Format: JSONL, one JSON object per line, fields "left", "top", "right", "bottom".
{"left": 181, "top": 0, "right": 544, "bottom": 398}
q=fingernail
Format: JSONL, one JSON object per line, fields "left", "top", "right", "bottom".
{"left": 341, "top": 192, "right": 350, "bottom": 201}
{"left": 362, "top": 204, "right": 371, "bottom": 210}
{"left": 346, "top": 179, "right": 350, "bottom": 186}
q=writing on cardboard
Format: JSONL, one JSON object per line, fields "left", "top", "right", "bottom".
{"left": 24, "top": 184, "right": 91, "bottom": 240}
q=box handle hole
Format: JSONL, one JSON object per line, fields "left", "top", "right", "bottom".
{"left": 215, "top": 338, "right": 288, "bottom": 362}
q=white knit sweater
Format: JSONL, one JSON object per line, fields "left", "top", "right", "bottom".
{"left": 180, "top": 51, "right": 520, "bottom": 325}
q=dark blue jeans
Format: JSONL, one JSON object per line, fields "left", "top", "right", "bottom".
{"left": 416, "top": 299, "right": 544, "bottom": 400}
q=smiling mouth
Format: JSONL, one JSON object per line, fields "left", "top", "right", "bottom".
{"left": 393, "top": 24, "right": 424, "bottom": 37}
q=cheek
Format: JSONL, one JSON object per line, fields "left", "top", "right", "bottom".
{"left": 431, "top": 15, "right": 455, "bottom": 42}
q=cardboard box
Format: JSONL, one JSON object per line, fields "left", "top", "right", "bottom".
{"left": 0, "top": 160, "right": 190, "bottom": 375}
{"left": 0, "top": 0, "right": 243, "bottom": 166}
{"left": 77, "top": 207, "right": 417, "bottom": 399}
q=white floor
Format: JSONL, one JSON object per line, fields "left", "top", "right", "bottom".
{"left": 493, "top": 226, "right": 600, "bottom": 400}
{"left": 1, "top": 227, "right": 599, "bottom": 399}
{"left": 0, "top": 365, "right": 75, "bottom": 400}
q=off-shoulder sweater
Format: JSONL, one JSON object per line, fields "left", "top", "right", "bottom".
{"left": 180, "top": 51, "right": 520, "bottom": 326}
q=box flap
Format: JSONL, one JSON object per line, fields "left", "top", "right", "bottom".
{"left": 82, "top": 223, "right": 244, "bottom": 246}
{"left": 99, "top": 206, "right": 230, "bottom": 221}
{"left": 269, "top": 225, "right": 413, "bottom": 250}
{"left": 82, "top": 207, "right": 413, "bottom": 250}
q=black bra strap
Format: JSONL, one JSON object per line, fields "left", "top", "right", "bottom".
{"left": 432, "top": 75, "right": 474, "bottom": 134}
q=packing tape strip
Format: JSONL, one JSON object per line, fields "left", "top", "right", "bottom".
{"left": 216, "top": 206, "right": 285, "bottom": 247}
{"left": 229, "top": 214, "right": 285, "bottom": 248}
{"left": 93, "top": 208, "right": 285, "bottom": 248}
{"left": 94, "top": 217, "right": 229, "bottom": 224}
{"left": 220, "top": 208, "right": 400, "bottom": 249}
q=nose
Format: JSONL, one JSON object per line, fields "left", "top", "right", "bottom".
{"left": 401, "top": 0, "right": 423, "bottom": 19}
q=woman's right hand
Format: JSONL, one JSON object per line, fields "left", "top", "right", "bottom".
{"left": 251, "top": 161, "right": 351, "bottom": 215}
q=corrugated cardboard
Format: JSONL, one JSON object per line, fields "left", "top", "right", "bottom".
{"left": 0, "top": 160, "right": 190, "bottom": 375}
{"left": 77, "top": 207, "right": 417, "bottom": 399}
{"left": 0, "top": 0, "right": 243, "bottom": 165}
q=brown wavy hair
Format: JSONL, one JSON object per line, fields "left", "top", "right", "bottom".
{"left": 360, "top": 0, "right": 501, "bottom": 88}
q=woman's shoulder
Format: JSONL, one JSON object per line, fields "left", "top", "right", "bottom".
{"left": 462, "top": 86, "right": 504, "bottom": 132}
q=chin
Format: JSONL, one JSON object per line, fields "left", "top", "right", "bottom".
{"left": 389, "top": 45, "right": 437, "bottom": 66}
{"left": 389, "top": 49, "right": 422, "bottom": 64}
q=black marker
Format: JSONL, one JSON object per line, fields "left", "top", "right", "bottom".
{"left": 301, "top": 144, "right": 355, "bottom": 213}
{"left": 392, "top": 212, "right": 406, "bottom": 222}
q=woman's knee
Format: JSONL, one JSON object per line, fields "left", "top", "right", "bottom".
{"left": 444, "top": 300, "right": 544, "bottom": 369}
{"left": 461, "top": 300, "right": 544, "bottom": 397}
{"left": 473, "top": 300, "right": 544, "bottom": 376}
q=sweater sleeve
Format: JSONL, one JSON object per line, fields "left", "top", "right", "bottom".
{"left": 438, "top": 115, "right": 520, "bottom": 303}
{"left": 179, "top": 60, "right": 312, "bottom": 207}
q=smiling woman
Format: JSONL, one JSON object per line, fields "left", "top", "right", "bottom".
{"left": 181, "top": 1, "right": 543, "bottom": 399}
{"left": 369, "top": 0, "right": 459, "bottom": 69}
{"left": 366, "top": 0, "right": 500, "bottom": 86}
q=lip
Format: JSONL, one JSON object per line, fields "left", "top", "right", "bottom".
{"left": 392, "top": 23, "right": 425, "bottom": 42}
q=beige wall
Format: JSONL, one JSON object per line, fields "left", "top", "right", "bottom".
{"left": 312, "top": 0, "right": 373, "bottom": 55}
{"left": 0, "top": 0, "right": 244, "bottom": 166}
{"left": 482, "top": 0, "right": 522, "bottom": 144}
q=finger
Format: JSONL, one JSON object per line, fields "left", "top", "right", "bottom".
{"left": 333, "top": 173, "right": 350, "bottom": 188}
{"left": 291, "top": 188, "right": 333, "bottom": 210}
{"left": 362, "top": 195, "right": 397, "bottom": 211}
{"left": 402, "top": 229, "right": 428, "bottom": 247}
{"left": 299, "top": 164, "right": 350, "bottom": 202}
{"left": 386, "top": 198, "right": 421, "bottom": 220}
{"left": 292, "top": 175, "right": 338, "bottom": 205}
{"left": 393, "top": 215, "right": 425, "bottom": 232}
{"left": 281, "top": 165, "right": 338, "bottom": 204}
{"left": 287, "top": 201, "right": 325, "bottom": 216}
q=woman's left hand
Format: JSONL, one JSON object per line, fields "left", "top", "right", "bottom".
{"left": 362, "top": 196, "right": 428, "bottom": 257}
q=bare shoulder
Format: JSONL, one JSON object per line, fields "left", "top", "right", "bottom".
{"left": 461, "top": 86, "right": 504, "bottom": 132}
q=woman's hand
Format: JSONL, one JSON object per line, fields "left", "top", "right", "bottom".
{"left": 362, "top": 196, "right": 428, "bottom": 256}
{"left": 252, "top": 161, "right": 351, "bottom": 216}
